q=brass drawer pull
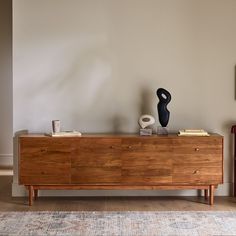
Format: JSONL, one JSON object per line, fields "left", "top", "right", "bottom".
{"left": 193, "top": 170, "right": 199, "bottom": 174}
{"left": 195, "top": 148, "right": 200, "bottom": 151}
{"left": 128, "top": 146, "right": 132, "bottom": 149}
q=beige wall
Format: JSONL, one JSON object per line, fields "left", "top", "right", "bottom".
{"left": 13, "top": 0, "right": 236, "bottom": 196}
{"left": 0, "top": 0, "right": 12, "bottom": 166}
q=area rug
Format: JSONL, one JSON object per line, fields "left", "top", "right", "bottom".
{"left": 0, "top": 211, "right": 236, "bottom": 236}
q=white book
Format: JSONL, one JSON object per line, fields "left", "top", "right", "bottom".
{"left": 46, "top": 131, "right": 82, "bottom": 137}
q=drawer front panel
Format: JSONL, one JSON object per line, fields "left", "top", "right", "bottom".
{"left": 20, "top": 162, "right": 71, "bottom": 176}
{"left": 173, "top": 137, "right": 222, "bottom": 165}
{"left": 121, "top": 175, "right": 172, "bottom": 184}
{"left": 122, "top": 138, "right": 173, "bottom": 152}
{"left": 122, "top": 137, "right": 172, "bottom": 154}
{"left": 72, "top": 138, "right": 121, "bottom": 167}
{"left": 71, "top": 167, "right": 121, "bottom": 183}
{"left": 173, "top": 137, "right": 222, "bottom": 154}
{"left": 19, "top": 138, "right": 71, "bottom": 184}
{"left": 122, "top": 166, "right": 172, "bottom": 184}
{"left": 77, "top": 138, "right": 121, "bottom": 153}
{"left": 172, "top": 136, "right": 223, "bottom": 184}
{"left": 121, "top": 152, "right": 172, "bottom": 166}
{"left": 121, "top": 138, "right": 172, "bottom": 184}
{"left": 20, "top": 175, "right": 70, "bottom": 185}
{"left": 172, "top": 165, "right": 222, "bottom": 184}
{"left": 71, "top": 138, "right": 121, "bottom": 183}
{"left": 173, "top": 154, "right": 222, "bottom": 166}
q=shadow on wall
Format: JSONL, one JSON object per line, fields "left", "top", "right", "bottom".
{"left": 109, "top": 85, "right": 156, "bottom": 134}
{"left": 111, "top": 115, "right": 128, "bottom": 133}
{"left": 139, "top": 86, "right": 156, "bottom": 131}
{"left": 13, "top": 130, "right": 28, "bottom": 179}
{"left": 223, "top": 121, "right": 236, "bottom": 196}
{"left": 235, "top": 65, "right": 236, "bottom": 100}
{"left": 140, "top": 87, "right": 154, "bottom": 115}
{"left": 23, "top": 38, "right": 112, "bottom": 130}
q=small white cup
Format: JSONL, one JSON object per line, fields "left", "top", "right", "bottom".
{"left": 52, "top": 120, "right": 60, "bottom": 133}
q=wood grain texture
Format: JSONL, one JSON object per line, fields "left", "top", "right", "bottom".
{"left": 210, "top": 185, "right": 215, "bottom": 205}
{"left": 18, "top": 134, "right": 223, "bottom": 205}
{"left": 19, "top": 138, "right": 72, "bottom": 185}
{"left": 172, "top": 136, "right": 223, "bottom": 185}
{"left": 28, "top": 185, "right": 211, "bottom": 190}
{"left": 71, "top": 138, "right": 121, "bottom": 183}
{"left": 172, "top": 165, "right": 222, "bottom": 184}
{"left": 20, "top": 175, "right": 71, "bottom": 185}
{"left": 71, "top": 167, "right": 121, "bottom": 183}
{"left": 71, "top": 138, "right": 121, "bottom": 167}
{"left": 121, "top": 137, "right": 173, "bottom": 184}
{"left": 28, "top": 185, "right": 33, "bottom": 206}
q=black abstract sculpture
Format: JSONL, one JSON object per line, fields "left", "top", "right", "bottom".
{"left": 156, "top": 88, "right": 171, "bottom": 127}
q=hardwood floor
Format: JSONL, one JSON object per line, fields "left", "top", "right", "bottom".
{"left": 1, "top": 176, "right": 236, "bottom": 211}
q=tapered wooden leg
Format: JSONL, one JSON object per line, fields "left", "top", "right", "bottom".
{"left": 34, "top": 189, "right": 38, "bottom": 200}
{"left": 29, "top": 185, "right": 34, "bottom": 206}
{"left": 209, "top": 185, "right": 214, "bottom": 205}
{"left": 204, "top": 189, "right": 208, "bottom": 200}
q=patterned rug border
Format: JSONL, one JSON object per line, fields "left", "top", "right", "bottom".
{"left": 1, "top": 210, "right": 236, "bottom": 213}
{"left": 1, "top": 210, "right": 236, "bottom": 236}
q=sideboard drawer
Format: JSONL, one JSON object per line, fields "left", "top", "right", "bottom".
{"left": 173, "top": 137, "right": 223, "bottom": 166}
{"left": 72, "top": 138, "right": 121, "bottom": 167}
{"left": 72, "top": 167, "right": 121, "bottom": 183}
{"left": 173, "top": 137, "right": 222, "bottom": 154}
{"left": 172, "top": 165, "right": 222, "bottom": 184}
{"left": 122, "top": 137, "right": 173, "bottom": 152}
{"left": 173, "top": 137, "right": 222, "bottom": 165}
{"left": 172, "top": 136, "right": 223, "bottom": 184}
{"left": 121, "top": 138, "right": 172, "bottom": 184}
{"left": 19, "top": 138, "right": 72, "bottom": 184}
{"left": 71, "top": 138, "right": 121, "bottom": 184}
{"left": 121, "top": 167, "right": 172, "bottom": 184}
{"left": 76, "top": 138, "right": 121, "bottom": 153}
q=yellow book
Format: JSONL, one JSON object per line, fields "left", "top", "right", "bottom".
{"left": 178, "top": 129, "right": 209, "bottom": 136}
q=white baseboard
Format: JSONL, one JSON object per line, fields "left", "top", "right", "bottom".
{"left": 12, "top": 182, "right": 27, "bottom": 197}
{"left": 12, "top": 182, "right": 232, "bottom": 197}
{"left": 0, "top": 154, "right": 13, "bottom": 167}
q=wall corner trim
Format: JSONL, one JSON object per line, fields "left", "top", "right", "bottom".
{"left": 0, "top": 154, "right": 13, "bottom": 167}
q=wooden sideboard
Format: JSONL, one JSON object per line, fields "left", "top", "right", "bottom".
{"left": 18, "top": 134, "right": 223, "bottom": 206}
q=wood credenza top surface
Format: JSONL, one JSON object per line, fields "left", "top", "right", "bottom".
{"left": 18, "top": 133, "right": 223, "bottom": 138}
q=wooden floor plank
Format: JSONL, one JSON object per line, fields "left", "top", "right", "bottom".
{"left": 1, "top": 176, "right": 236, "bottom": 211}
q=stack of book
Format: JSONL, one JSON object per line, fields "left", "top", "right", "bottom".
{"left": 46, "top": 131, "right": 82, "bottom": 137}
{"left": 178, "top": 129, "right": 209, "bottom": 136}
